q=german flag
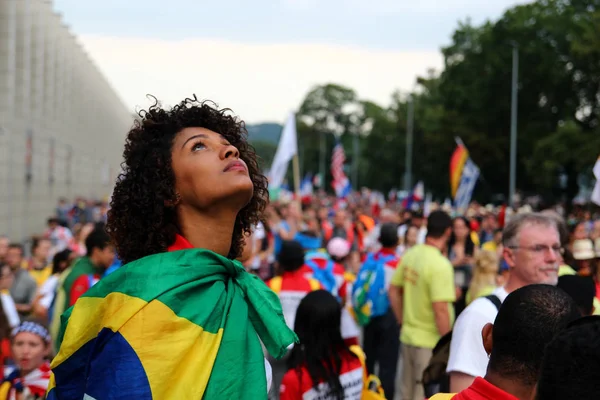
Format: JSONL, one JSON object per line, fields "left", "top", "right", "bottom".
{"left": 47, "top": 248, "right": 297, "bottom": 399}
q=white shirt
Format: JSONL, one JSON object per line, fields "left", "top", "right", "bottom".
{"left": 251, "top": 222, "right": 266, "bottom": 270}
{"left": 446, "top": 286, "right": 509, "bottom": 377}
{"left": 1, "top": 293, "right": 20, "bottom": 328}
{"left": 265, "top": 358, "right": 272, "bottom": 393}
{"left": 38, "top": 275, "right": 60, "bottom": 310}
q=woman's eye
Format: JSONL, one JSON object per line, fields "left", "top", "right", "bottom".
{"left": 192, "top": 142, "right": 206, "bottom": 151}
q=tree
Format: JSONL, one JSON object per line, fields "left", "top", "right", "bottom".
{"left": 297, "top": 84, "right": 359, "bottom": 189}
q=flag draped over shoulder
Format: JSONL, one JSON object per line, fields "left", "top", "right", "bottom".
{"left": 47, "top": 249, "right": 298, "bottom": 400}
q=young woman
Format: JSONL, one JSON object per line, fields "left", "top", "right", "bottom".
{"left": 280, "top": 290, "right": 363, "bottom": 400}
{"left": 398, "top": 225, "right": 419, "bottom": 257}
{"left": 49, "top": 96, "right": 296, "bottom": 399}
{"left": 448, "top": 217, "right": 478, "bottom": 315}
{"left": 465, "top": 250, "right": 499, "bottom": 305}
{"left": 0, "top": 321, "right": 51, "bottom": 400}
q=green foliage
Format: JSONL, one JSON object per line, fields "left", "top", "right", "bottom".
{"left": 259, "top": 0, "right": 600, "bottom": 201}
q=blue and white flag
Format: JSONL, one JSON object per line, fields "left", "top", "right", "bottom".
{"left": 454, "top": 158, "right": 480, "bottom": 211}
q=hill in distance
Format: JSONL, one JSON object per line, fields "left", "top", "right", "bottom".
{"left": 246, "top": 123, "right": 282, "bottom": 144}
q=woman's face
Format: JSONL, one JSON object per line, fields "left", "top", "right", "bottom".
{"left": 406, "top": 226, "right": 418, "bottom": 246}
{"left": 171, "top": 128, "right": 253, "bottom": 213}
{"left": 574, "top": 222, "right": 587, "bottom": 240}
{"left": 453, "top": 218, "right": 469, "bottom": 240}
{"left": 12, "top": 332, "right": 48, "bottom": 374}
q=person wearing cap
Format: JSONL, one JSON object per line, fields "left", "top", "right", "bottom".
{"left": 326, "top": 238, "right": 361, "bottom": 347}
{"left": 571, "top": 238, "right": 596, "bottom": 276}
{"left": 0, "top": 320, "right": 51, "bottom": 400}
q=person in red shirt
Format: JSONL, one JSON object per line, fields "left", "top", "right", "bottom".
{"left": 267, "top": 240, "right": 321, "bottom": 330}
{"left": 68, "top": 228, "right": 116, "bottom": 306}
{"left": 266, "top": 240, "right": 321, "bottom": 399}
{"left": 430, "top": 285, "right": 581, "bottom": 400}
{"left": 280, "top": 290, "right": 364, "bottom": 400}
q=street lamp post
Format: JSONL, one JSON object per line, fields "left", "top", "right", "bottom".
{"left": 404, "top": 96, "right": 414, "bottom": 192}
{"left": 509, "top": 44, "right": 519, "bottom": 208}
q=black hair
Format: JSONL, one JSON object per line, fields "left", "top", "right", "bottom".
{"left": 557, "top": 275, "right": 595, "bottom": 316}
{"left": 537, "top": 316, "right": 600, "bottom": 399}
{"left": 85, "top": 228, "right": 111, "bottom": 257}
{"left": 488, "top": 284, "right": 580, "bottom": 386}
{"left": 31, "top": 236, "right": 50, "bottom": 253}
{"left": 287, "top": 290, "right": 356, "bottom": 400}
{"left": 107, "top": 95, "right": 268, "bottom": 264}
{"left": 448, "top": 217, "right": 475, "bottom": 256}
{"left": 52, "top": 249, "right": 72, "bottom": 275}
{"left": 426, "top": 210, "right": 452, "bottom": 239}
{"left": 7, "top": 243, "right": 23, "bottom": 256}
{"left": 379, "top": 223, "right": 399, "bottom": 248}
{"left": 47, "top": 217, "right": 60, "bottom": 225}
{"left": 277, "top": 240, "right": 305, "bottom": 272}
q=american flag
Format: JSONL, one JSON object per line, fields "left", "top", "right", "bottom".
{"left": 331, "top": 142, "right": 351, "bottom": 198}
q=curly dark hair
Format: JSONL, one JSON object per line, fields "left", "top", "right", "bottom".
{"left": 107, "top": 95, "right": 268, "bottom": 264}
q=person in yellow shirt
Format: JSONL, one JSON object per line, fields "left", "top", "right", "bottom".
{"left": 389, "top": 210, "right": 456, "bottom": 400}
{"left": 26, "top": 238, "right": 53, "bottom": 287}
{"left": 481, "top": 229, "right": 502, "bottom": 253}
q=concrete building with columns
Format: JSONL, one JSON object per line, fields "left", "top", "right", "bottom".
{"left": 0, "top": 0, "right": 132, "bottom": 241}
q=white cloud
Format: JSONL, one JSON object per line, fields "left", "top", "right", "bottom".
{"left": 78, "top": 35, "right": 443, "bottom": 123}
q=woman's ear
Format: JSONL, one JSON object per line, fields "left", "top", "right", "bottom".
{"left": 481, "top": 323, "right": 494, "bottom": 356}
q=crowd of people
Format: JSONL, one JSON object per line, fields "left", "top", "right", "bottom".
{"left": 1, "top": 97, "right": 600, "bottom": 400}
{"left": 244, "top": 193, "right": 600, "bottom": 400}
{"left": 0, "top": 198, "right": 118, "bottom": 399}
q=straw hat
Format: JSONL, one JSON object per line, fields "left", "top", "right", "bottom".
{"left": 573, "top": 239, "right": 596, "bottom": 261}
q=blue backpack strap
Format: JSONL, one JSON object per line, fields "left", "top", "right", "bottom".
{"left": 304, "top": 258, "right": 320, "bottom": 274}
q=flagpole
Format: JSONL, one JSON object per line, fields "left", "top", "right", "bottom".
{"left": 292, "top": 154, "right": 301, "bottom": 196}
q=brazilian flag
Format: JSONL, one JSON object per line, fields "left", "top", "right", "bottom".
{"left": 47, "top": 249, "right": 297, "bottom": 399}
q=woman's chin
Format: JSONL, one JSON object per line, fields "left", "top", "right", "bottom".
{"left": 224, "top": 180, "right": 254, "bottom": 209}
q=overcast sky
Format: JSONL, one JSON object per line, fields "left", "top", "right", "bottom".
{"left": 53, "top": 0, "right": 528, "bottom": 123}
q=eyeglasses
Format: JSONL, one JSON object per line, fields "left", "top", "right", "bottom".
{"left": 508, "top": 245, "right": 564, "bottom": 255}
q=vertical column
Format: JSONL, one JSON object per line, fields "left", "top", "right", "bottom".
{"left": 0, "top": 0, "right": 18, "bottom": 237}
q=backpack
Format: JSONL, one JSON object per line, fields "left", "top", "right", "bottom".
{"left": 422, "top": 294, "right": 502, "bottom": 398}
{"left": 349, "top": 345, "right": 386, "bottom": 400}
{"left": 304, "top": 259, "right": 337, "bottom": 294}
{"left": 351, "top": 252, "right": 396, "bottom": 326}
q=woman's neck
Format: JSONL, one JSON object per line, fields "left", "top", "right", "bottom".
{"left": 454, "top": 237, "right": 467, "bottom": 245}
{"left": 177, "top": 206, "right": 237, "bottom": 257}
{"left": 20, "top": 367, "right": 35, "bottom": 377}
